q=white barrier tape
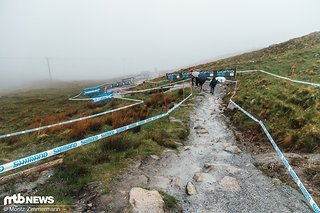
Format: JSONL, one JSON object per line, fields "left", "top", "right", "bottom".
{"left": 259, "top": 121, "right": 320, "bottom": 213}
{"left": 163, "top": 83, "right": 191, "bottom": 94}
{"left": 237, "top": 70, "right": 259, "bottom": 73}
{"left": 239, "top": 70, "right": 320, "bottom": 87}
{"left": 229, "top": 100, "right": 260, "bottom": 123}
{"left": 146, "top": 80, "right": 167, "bottom": 84}
{"left": 225, "top": 80, "right": 238, "bottom": 83}
{"left": 119, "top": 79, "right": 190, "bottom": 95}
{"left": 69, "top": 97, "right": 92, "bottom": 101}
{"left": 0, "top": 98, "right": 143, "bottom": 140}
{"left": 69, "top": 92, "right": 83, "bottom": 100}
{"left": 229, "top": 98, "right": 319, "bottom": 212}
{"left": 0, "top": 93, "right": 192, "bottom": 174}
{"left": 228, "top": 73, "right": 319, "bottom": 211}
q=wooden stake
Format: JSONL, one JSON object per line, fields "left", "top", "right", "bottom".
{"left": 0, "top": 158, "right": 63, "bottom": 185}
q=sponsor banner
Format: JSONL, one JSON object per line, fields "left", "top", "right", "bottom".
{"left": 166, "top": 69, "right": 236, "bottom": 80}
{"left": 92, "top": 91, "right": 114, "bottom": 103}
{"left": 82, "top": 87, "right": 102, "bottom": 96}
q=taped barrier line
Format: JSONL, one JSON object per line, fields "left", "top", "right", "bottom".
{"left": 145, "top": 80, "right": 167, "bottom": 84}
{"left": 259, "top": 122, "right": 320, "bottom": 213}
{"left": 229, "top": 100, "right": 259, "bottom": 123}
{"left": 0, "top": 93, "right": 192, "bottom": 174}
{"left": 229, "top": 100, "right": 320, "bottom": 213}
{"left": 238, "top": 70, "right": 320, "bottom": 87}
{"left": 119, "top": 79, "right": 190, "bottom": 95}
{"left": 0, "top": 98, "right": 143, "bottom": 140}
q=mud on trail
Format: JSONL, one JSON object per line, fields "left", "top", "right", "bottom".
{"left": 94, "top": 85, "right": 311, "bottom": 213}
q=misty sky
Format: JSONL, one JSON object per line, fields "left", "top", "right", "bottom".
{"left": 0, "top": 0, "right": 319, "bottom": 91}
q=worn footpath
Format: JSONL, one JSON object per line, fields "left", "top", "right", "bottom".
{"left": 97, "top": 85, "right": 311, "bottom": 213}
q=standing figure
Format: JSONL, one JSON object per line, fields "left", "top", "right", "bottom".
{"left": 190, "top": 69, "right": 200, "bottom": 86}
{"left": 209, "top": 77, "right": 218, "bottom": 95}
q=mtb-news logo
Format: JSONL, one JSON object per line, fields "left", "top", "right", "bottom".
{"left": 3, "top": 193, "right": 54, "bottom": 205}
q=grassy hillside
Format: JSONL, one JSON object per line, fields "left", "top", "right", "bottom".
{"left": 186, "top": 32, "right": 320, "bottom": 153}
{"left": 0, "top": 78, "right": 194, "bottom": 205}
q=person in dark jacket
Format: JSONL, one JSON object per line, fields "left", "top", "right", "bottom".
{"left": 209, "top": 77, "right": 218, "bottom": 95}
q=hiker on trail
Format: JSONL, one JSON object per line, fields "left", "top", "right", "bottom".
{"left": 196, "top": 72, "right": 208, "bottom": 92}
{"left": 209, "top": 77, "right": 218, "bottom": 95}
{"left": 190, "top": 69, "right": 200, "bottom": 86}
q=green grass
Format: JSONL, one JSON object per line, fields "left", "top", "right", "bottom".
{"left": 159, "top": 191, "right": 178, "bottom": 209}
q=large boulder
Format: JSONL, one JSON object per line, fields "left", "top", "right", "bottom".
{"left": 129, "top": 187, "right": 164, "bottom": 213}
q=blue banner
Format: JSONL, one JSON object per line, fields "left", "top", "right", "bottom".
{"left": 92, "top": 91, "right": 114, "bottom": 103}
{"left": 83, "top": 87, "right": 102, "bottom": 96}
{"left": 166, "top": 69, "right": 236, "bottom": 80}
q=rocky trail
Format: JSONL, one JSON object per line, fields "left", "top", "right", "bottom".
{"left": 93, "top": 85, "right": 311, "bottom": 213}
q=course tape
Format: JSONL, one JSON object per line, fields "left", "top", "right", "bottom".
{"left": 237, "top": 70, "right": 258, "bottom": 73}
{"left": 229, "top": 100, "right": 259, "bottom": 123}
{"left": 119, "top": 79, "right": 190, "bottom": 95}
{"left": 146, "top": 80, "right": 167, "bottom": 84}
{"left": 0, "top": 93, "right": 192, "bottom": 174}
{"left": 229, "top": 100, "right": 320, "bottom": 213}
{"left": 259, "top": 121, "right": 320, "bottom": 213}
{"left": 239, "top": 70, "right": 320, "bottom": 87}
{"left": 0, "top": 98, "right": 143, "bottom": 140}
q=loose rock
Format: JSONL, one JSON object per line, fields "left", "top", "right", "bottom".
{"left": 150, "top": 155, "right": 160, "bottom": 160}
{"left": 224, "top": 146, "right": 242, "bottom": 154}
{"left": 186, "top": 181, "right": 198, "bottom": 195}
{"left": 129, "top": 187, "right": 165, "bottom": 213}
{"left": 174, "top": 177, "right": 182, "bottom": 189}
{"left": 196, "top": 129, "right": 209, "bottom": 134}
{"left": 193, "top": 173, "right": 204, "bottom": 182}
{"left": 219, "top": 176, "right": 241, "bottom": 192}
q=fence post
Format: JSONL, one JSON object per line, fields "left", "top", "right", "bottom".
{"left": 161, "top": 87, "right": 169, "bottom": 112}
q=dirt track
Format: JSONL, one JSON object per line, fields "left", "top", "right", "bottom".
{"left": 98, "top": 84, "right": 312, "bottom": 212}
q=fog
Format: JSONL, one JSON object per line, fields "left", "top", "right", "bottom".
{"left": 0, "top": 0, "right": 319, "bottom": 91}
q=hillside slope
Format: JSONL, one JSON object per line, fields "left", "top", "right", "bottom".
{"left": 197, "top": 31, "right": 320, "bottom": 82}
{"left": 188, "top": 32, "right": 320, "bottom": 153}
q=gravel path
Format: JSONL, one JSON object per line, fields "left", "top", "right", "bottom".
{"left": 100, "top": 85, "right": 312, "bottom": 213}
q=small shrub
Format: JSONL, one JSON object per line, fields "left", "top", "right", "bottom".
{"left": 146, "top": 92, "right": 163, "bottom": 107}
{"left": 69, "top": 121, "right": 90, "bottom": 139}
{"left": 84, "top": 101, "right": 105, "bottom": 109}
{"left": 159, "top": 191, "right": 178, "bottom": 209}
